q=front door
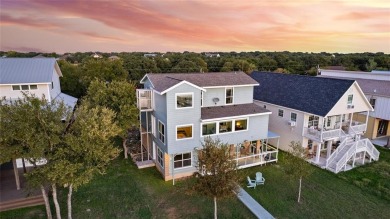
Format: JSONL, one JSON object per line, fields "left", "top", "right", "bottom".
{"left": 377, "top": 120, "right": 389, "bottom": 137}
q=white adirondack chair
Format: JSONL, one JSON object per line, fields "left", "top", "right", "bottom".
{"left": 247, "top": 176, "right": 256, "bottom": 189}
{"left": 255, "top": 172, "right": 265, "bottom": 185}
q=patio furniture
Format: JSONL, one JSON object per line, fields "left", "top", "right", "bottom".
{"left": 247, "top": 176, "right": 256, "bottom": 189}
{"left": 255, "top": 172, "right": 265, "bottom": 185}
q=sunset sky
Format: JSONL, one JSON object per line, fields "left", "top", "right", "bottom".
{"left": 1, "top": 0, "right": 389, "bottom": 53}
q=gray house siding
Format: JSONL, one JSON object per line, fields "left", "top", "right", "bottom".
{"left": 201, "top": 114, "right": 269, "bottom": 145}
{"left": 153, "top": 92, "right": 168, "bottom": 151}
{"left": 202, "top": 86, "right": 254, "bottom": 107}
{"left": 166, "top": 83, "right": 202, "bottom": 154}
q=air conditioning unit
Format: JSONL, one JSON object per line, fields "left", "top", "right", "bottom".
{"left": 347, "top": 104, "right": 354, "bottom": 109}
{"left": 288, "top": 121, "right": 296, "bottom": 127}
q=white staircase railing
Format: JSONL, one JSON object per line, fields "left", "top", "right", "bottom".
{"left": 358, "top": 139, "right": 380, "bottom": 160}
{"left": 335, "top": 142, "right": 357, "bottom": 173}
{"left": 325, "top": 138, "right": 347, "bottom": 168}
{"left": 351, "top": 124, "right": 367, "bottom": 134}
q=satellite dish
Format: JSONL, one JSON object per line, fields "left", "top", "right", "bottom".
{"left": 212, "top": 98, "right": 220, "bottom": 104}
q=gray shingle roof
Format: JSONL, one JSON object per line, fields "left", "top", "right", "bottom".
{"left": 251, "top": 72, "right": 355, "bottom": 117}
{"left": 144, "top": 72, "right": 259, "bottom": 93}
{"left": 0, "top": 58, "right": 59, "bottom": 84}
{"left": 201, "top": 103, "right": 270, "bottom": 120}
{"left": 319, "top": 76, "right": 390, "bottom": 97}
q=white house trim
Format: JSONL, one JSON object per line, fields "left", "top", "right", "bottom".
{"left": 202, "top": 84, "right": 259, "bottom": 89}
{"left": 160, "top": 81, "right": 206, "bottom": 95}
{"left": 201, "top": 112, "right": 270, "bottom": 122}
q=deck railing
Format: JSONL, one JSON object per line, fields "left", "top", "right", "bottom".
{"left": 350, "top": 124, "right": 367, "bottom": 134}
{"left": 136, "top": 89, "right": 152, "bottom": 111}
{"left": 325, "top": 137, "right": 347, "bottom": 168}
{"left": 236, "top": 149, "right": 278, "bottom": 169}
{"left": 303, "top": 128, "right": 341, "bottom": 142}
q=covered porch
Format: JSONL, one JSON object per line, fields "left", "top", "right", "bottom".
{"left": 230, "top": 131, "right": 280, "bottom": 169}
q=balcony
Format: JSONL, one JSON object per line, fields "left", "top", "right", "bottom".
{"left": 136, "top": 89, "right": 152, "bottom": 111}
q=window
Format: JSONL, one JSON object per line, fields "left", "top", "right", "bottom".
{"left": 225, "top": 87, "right": 233, "bottom": 104}
{"left": 347, "top": 94, "right": 353, "bottom": 104}
{"left": 202, "top": 123, "right": 216, "bottom": 136}
{"left": 308, "top": 139, "right": 313, "bottom": 149}
{"left": 12, "top": 85, "right": 20, "bottom": 90}
{"left": 308, "top": 115, "right": 319, "bottom": 128}
{"left": 219, "top": 121, "right": 232, "bottom": 133}
{"left": 200, "top": 91, "right": 203, "bottom": 107}
{"left": 235, "top": 119, "right": 248, "bottom": 131}
{"left": 370, "top": 98, "right": 376, "bottom": 109}
{"left": 176, "top": 125, "right": 193, "bottom": 140}
{"left": 278, "top": 109, "right": 284, "bottom": 117}
{"left": 21, "top": 85, "right": 29, "bottom": 90}
{"left": 327, "top": 118, "right": 331, "bottom": 127}
{"left": 30, "top": 85, "right": 38, "bottom": 90}
{"left": 176, "top": 93, "right": 193, "bottom": 108}
{"left": 174, "top": 152, "right": 192, "bottom": 169}
{"left": 158, "top": 121, "right": 165, "bottom": 143}
{"left": 157, "top": 148, "right": 164, "bottom": 167}
{"left": 291, "top": 113, "right": 297, "bottom": 122}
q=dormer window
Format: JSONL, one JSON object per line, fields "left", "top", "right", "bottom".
{"left": 225, "top": 87, "right": 233, "bottom": 104}
{"left": 176, "top": 93, "right": 193, "bottom": 109}
{"left": 347, "top": 94, "right": 353, "bottom": 104}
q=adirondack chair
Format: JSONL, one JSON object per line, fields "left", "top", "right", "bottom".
{"left": 255, "top": 172, "right": 265, "bottom": 185}
{"left": 247, "top": 176, "right": 256, "bottom": 189}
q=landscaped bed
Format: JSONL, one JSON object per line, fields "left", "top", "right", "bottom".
{"left": 241, "top": 147, "right": 390, "bottom": 219}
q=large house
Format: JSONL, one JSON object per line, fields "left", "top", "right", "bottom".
{"left": 250, "top": 71, "right": 379, "bottom": 173}
{"left": 319, "top": 70, "right": 390, "bottom": 143}
{"left": 0, "top": 58, "right": 78, "bottom": 108}
{"left": 136, "top": 72, "right": 280, "bottom": 180}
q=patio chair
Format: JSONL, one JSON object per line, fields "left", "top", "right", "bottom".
{"left": 255, "top": 172, "right": 265, "bottom": 185}
{"left": 247, "top": 176, "right": 256, "bottom": 189}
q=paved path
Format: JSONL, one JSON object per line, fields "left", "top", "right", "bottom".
{"left": 236, "top": 186, "right": 274, "bottom": 219}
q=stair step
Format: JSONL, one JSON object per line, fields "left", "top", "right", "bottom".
{"left": 0, "top": 196, "right": 44, "bottom": 212}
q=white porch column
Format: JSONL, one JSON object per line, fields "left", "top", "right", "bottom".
{"left": 327, "top": 141, "right": 332, "bottom": 158}
{"left": 349, "top": 113, "right": 353, "bottom": 131}
{"left": 365, "top": 111, "right": 369, "bottom": 132}
{"left": 315, "top": 142, "right": 321, "bottom": 163}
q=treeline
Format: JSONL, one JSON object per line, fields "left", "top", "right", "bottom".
{"left": 1, "top": 51, "right": 389, "bottom": 97}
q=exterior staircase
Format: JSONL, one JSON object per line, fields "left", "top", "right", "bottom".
{"left": 325, "top": 132, "right": 380, "bottom": 173}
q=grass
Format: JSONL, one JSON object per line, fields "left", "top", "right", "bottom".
{"left": 241, "top": 147, "right": 390, "bottom": 219}
{"left": 0, "top": 158, "right": 254, "bottom": 219}
{"left": 2, "top": 147, "right": 390, "bottom": 218}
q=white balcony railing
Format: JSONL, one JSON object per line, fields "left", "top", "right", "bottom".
{"left": 303, "top": 128, "right": 341, "bottom": 142}
{"left": 136, "top": 89, "right": 152, "bottom": 111}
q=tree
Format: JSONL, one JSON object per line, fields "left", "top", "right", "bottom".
{"left": 58, "top": 60, "right": 85, "bottom": 98}
{"left": 284, "top": 141, "right": 313, "bottom": 203}
{"left": 1, "top": 94, "right": 71, "bottom": 219}
{"left": 193, "top": 137, "right": 239, "bottom": 219}
{"left": 83, "top": 80, "right": 138, "bottom": 159}
{"left": 56, "top": 103, "right": 121, "bottom": 219}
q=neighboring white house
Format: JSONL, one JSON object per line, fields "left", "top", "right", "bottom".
{"left": 0, "top": 58, "right": 78, "bottom": 109}
{"left": 136, "top": 72, "right": 280, "bottom": 180}
{"left": 319, "top": 69, "right": 390, "bottom": 141}
{"left": 251, "top": 71, "right": 379, "bottom": 173}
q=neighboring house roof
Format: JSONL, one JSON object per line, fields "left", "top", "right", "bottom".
{"left": 201, "top": 103, "right": 270, "bottom": 120}
{"left": 54, "top": 93, "right": 78, "bottom": 109}
{"left": 251, "top": 71, "right": 355, "bottom": 117}
{"left": 0, "top": 58, "right": 61, "bottom": 84}
{"left": 142, "top": 72, "right": 259, "bottom": 93}
{"left": 319, "top": 76, "right": 390, "bottom": 97}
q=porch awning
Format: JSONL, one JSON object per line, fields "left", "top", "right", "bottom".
{"left": 267, "top": 131, "right": 280, "bottom": 139}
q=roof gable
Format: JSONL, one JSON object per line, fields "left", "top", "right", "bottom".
{"left": 0, "top": 58, "right": 60, "bottom": 84}
{"left": 141, "top": 72, "right": 259, "bottom": 93}
{"left": 251, "top": 71, "right": 355, "bottom": 117}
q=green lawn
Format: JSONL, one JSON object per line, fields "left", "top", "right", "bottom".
{"left": 241, "top": 147, "right": 390, "bottom": 219}
{"left": 0, "top": 158, "right": 254, "bottom": 219}
{"left": 2, "top": 147, "right": 390, "bottom": 219}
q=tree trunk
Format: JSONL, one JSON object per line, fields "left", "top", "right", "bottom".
{"left": 122, "top": 137, "right": 128, "bottom": 159}
{"left": 52, "top": 184, "right": 61, "bottom": 219}
{"left": 214, "top": 196, "right": 217, "bottom": 219}
{"left": 67, "top": 183, "right": 73, "bottom": 219}
{"left": 298, "top": 176, "right": 302, "bottom": 203}
{"left": 41, "top": 185, "right": 53, "bottom": 219}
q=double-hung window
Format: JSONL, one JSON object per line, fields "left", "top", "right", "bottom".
{"left": 347, "top": 94, "right": 353, "bottom": 104}
{"left": 202, "top": 123, "right": 216, "bottom": 136}
{"left": 157, "top": 148, "right": 164, "bottom": 167}
{"left": 278, "top": 109, "right": 284, "bottom": 117}
{"left": 308, "top": 115, "right": 319, "bottom": 128}
{"left": 158, "top": 121, "right": 165, "bottom": 143}
{"left": 291, "top": 112, "right": 297, "bottom": 122}
{"left": 225, "top": 87, "right": 233, "bottom": 104}
{"left": 174, "top": 152, "right": 191, "bottom": 169}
